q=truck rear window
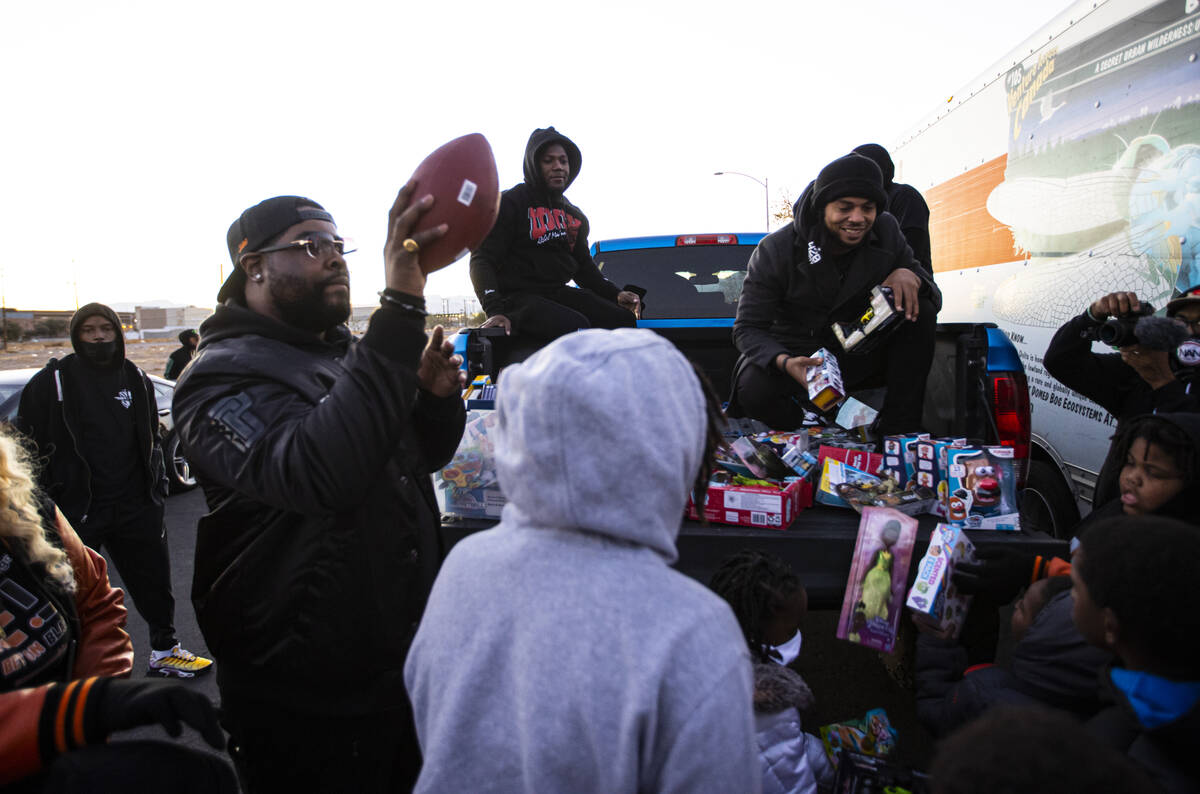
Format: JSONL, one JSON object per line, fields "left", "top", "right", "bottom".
{"left": 595, "top": 245, "right": 757, "bottom": 319}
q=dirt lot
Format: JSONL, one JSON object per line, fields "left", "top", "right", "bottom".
{"left": 0, "top": 339, "right": 181, "bottom": 375}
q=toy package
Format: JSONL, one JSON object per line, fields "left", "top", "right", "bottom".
{"left": 819, "top": 708, "right": 898, "bottom": 767}
{"left": 945, "top": 446, "right": 1020, "bottom": 530}
{"left": 816, "top": 458, "right": 882, "bottom": 508}
{"left": 818, "top": 444, "right": 885, "bottom": 477}
{"left": 832, "top": 285, "right": 903, "bottom": 354}
{"left": 686, "top": 474, "right": 812, "bottom": 528}
{"left": 838, "top": 481, "right": 937, "bottom": 517}
{"left": 882, "top": 433, "right": 929, "bottom": 488}
{"left": 439, "top": 411, "right": 505, "bottom": 518}
{"left": 913, "top": 437, "right": 967, "bottom": 517}
{"left": 835, "top": 396, "right": 878, "bottom": 430}
{"left": 906, "top": 524, "right": 978, "bottom": 638}
{"left": 837, "top": 507, "right": 919, "bottom": 653}
{"left": 805, "top": 347, "right": 846, "bottom": 412}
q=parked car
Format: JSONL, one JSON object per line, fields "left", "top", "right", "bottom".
{"left": 0, "top": 367, "right": 197, "bottom": 493}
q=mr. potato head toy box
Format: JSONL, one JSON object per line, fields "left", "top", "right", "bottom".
{"left": 944, "top": 446, "right": 1020, "bottom": 530}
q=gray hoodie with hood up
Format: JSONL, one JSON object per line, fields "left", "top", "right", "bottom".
{"left": 405, "top": 328, "right": 760, "bottom": 793}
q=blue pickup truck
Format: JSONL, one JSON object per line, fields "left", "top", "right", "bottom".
{"left": 447, "top": 233, "right": 1067, "bottom": 606}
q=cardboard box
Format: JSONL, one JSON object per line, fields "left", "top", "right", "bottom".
{"left": 815, "top": 458, "right": 882, "bottom": 508}
{"left": 818, "top": 445, "right": 885, "bottom": 477}
{"left": 806, "top": 348, "right": 846, "bottom": 412}
{"left": 906, "top": 524, "right": 977, "bottom": 638}
{"left": 443, "top": 485, "right": 506, "bottom": 518}
{"left": 914, "top": 437, "right": 967, "bottom": 517}
{"left": 882, "top": 433, "right": 928, "bottom": 487}
{"left": 945, "top": 447, "right": 1020, "bottom": 530}
{"left": 687, "top": 477, "right": 813, "bottom": 529}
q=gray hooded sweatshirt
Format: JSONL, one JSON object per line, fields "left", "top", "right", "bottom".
{"left": 405, "top": 328, "right": 760, "bottom": 793}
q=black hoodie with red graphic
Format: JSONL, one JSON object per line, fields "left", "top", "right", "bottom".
{"left": 469, "top": 127, "right": 621, "bottom": 317}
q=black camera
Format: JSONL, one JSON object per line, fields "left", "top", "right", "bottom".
{"left": 1085, "top": 303, "right": 1155, "bottom": 347}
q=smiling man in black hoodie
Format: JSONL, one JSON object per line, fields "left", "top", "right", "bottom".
{"left": 731, "top": 153, "right": 942, "bottom": 433}
{"left": 16, "top": 303, "right": 211, "bottom": 678}
{"left": 469, "top": 126, "right": 640, "bottom": 344}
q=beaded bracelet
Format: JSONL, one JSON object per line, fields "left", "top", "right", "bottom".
{"left": 378, "top": 290, "right": 427, "bottom": 316}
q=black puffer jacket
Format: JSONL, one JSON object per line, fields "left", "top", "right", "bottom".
{"left": 469, "top": 127, "right": 621, "bottom": 316}
{"left": 732, "top": 181, "right": 942, "bottom": 371}
{"left": 172, "top": 302, "right": 465, "bottom": 714}
{"left": 15, "top": 303, "right": 165, "bottom": 527}
{"left": 916, "top": 590, "right": 1114, "bottom": 737}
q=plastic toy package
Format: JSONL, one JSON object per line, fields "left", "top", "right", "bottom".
{"left": 906, "top": 524, "right": 977, "bottom": 638}
{"left": 832, "top": 285, "right": 903, "bottom": 354}
{"left": 819, "top": 708, "right": 898, "bottom": 767}
{"left": 945, "top": 446, "right": 1020, "bottom": 530}
{"left": 816, "top": 458, "right": 882, "bottom": 508}
{"left": 837, "top": 507, "right": 919, "bottom": 653}
{"left": 882, "top": 433, "right": 929, "bottom": 487}
{"left": 837, "top": 481, "right": 937, "bottom": 517}
{"left": 913, "top": 437, "right": 968, "bottom": 517}
{"left": 439, "top": 411, "right": 505, "bottom": 518}
{"left": 805, "top": 347, "right": 846, "bottom": 412}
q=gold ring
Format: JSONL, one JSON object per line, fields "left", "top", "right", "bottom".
{"left": 402, "top": 238, "right": 420, "bottom": 253}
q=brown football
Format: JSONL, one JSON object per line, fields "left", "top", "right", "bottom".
{"left": 407, "top": 133, "right": 501, "bottom": 274}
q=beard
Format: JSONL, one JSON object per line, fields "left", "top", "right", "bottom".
{"left": 267, "top": 268, "right": 352, "bottom": 333}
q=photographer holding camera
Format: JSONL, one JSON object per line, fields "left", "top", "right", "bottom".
{"left": 1043, "top": 289, "right": 1200, "bottom": 424}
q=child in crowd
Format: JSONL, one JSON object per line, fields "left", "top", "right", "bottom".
{"left": 404, "top": 329, "right": 759, "bottom": 793}
{"left": 711, "top": 551, "right": 834, "bottom": 794}
{"left": 930, "top": 705, "right": 1159, "bottom": 794}
{"left": 915, "top": 575, "right": 1112, "bottom": 737}
{"left": 1074, "top": 515, "right": 1200, "bottom": 794}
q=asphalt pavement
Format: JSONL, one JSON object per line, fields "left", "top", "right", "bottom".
{"left": 104, "top": 488, "right": 227, "bottom": 762}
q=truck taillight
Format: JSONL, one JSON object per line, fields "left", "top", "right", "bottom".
{"left": 991, "top": 372, "right": 1031, "bottom": 487}
{"left": 675, "top": 234, "right": 738, "bottom": 246}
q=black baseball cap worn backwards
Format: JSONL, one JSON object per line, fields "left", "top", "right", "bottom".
{"left": 219, "top": 196, "right": 334, "bottom": 304}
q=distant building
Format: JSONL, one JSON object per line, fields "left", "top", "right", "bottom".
{"left": 135, "top": 305, "right": 212, "bottom": 339}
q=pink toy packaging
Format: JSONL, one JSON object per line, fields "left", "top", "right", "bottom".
{"left": 836, "top": 507, "right": 919, "bottom": 653}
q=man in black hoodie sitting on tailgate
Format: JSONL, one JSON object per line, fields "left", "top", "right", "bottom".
{"left": 16, "top": 304, "right": 212, "bottom": 678}
{"left": 730, "top": 153, "right": 942, "bottom": 434}
{"left": 469, "top": 126, "right": 641, "bottom": 345}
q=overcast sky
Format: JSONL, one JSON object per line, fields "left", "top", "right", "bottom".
{"left": 2, "top": 0, "right": 1070, "bottom": 311}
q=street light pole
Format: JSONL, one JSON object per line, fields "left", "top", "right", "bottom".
{"left": 714, "top": 170, "right": 770, "bottom": 231}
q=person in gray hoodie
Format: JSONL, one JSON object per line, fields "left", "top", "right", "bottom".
{"left": 404, "top": 328, "right": 760, "bottom": 793}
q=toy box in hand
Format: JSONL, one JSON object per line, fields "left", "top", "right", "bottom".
{"left": 819, "top": 708, "right": 898, "bottom": 768}
{"left": 882, "top": 433, "right": 928, "bottom": 487}
{"left": 686, "top": 477, "right": 813, "bottom": 528}
{"left": 945, "top": 446, "right": 1020, "bottom": 530}
{"left": 832, "top": 285, "right": 903, "bottom": 354}
{"left": 906, "top": 524, "right": 977, "bottom": 638}
{"left": 440, "top": 411, "right": 506, "bottom": 518}
{"left": 836, "top": 507, "right": 918, "bottom": 653}
{"left": 805, "top": 348, "right": 846, "bottom": 412}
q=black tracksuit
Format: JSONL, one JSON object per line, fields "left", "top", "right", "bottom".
{"left": 16, "top": 304, "right": 176, "bottom": 651}
{"left": 469, "top": 127, "right": 634, "bottom": 342}
{"left": 172, "top": 299, "right": 465, "bottom": 791}
{"left": 730, "top": 182, "right": 942, "bottom": 434}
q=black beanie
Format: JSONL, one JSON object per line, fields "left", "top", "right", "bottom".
{"left": 851, "top": 143, "right": 896, "bottom": 186}
{"left": 810, "top": 154, "right": 888, "bottom": 216}
{"left": 218, "top": 196, "right": 334, "bottom": 304}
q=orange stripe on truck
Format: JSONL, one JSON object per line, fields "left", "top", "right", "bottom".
{"left": 926, "top": 154, "right": 1017, "bottom": 273}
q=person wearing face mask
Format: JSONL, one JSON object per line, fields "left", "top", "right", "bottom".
{"left": 15, "top": 303, "right": 211, "bottom": 679}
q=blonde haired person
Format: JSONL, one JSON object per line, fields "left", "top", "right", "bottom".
{"left": 0, "top": 429, "right": 232, "bottom": 790}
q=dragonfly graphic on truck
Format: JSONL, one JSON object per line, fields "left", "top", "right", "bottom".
{"left": 896, "top": 0, "right": 1200, "bottom": 524}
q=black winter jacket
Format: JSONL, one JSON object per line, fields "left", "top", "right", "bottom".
{"left": 915, "top": 590, "right": 1113, "bottom": 737}
{"left": 16, "top": 304, "right": 165, "bottom": 528}
{"left": 1088, "top": 667, "right": 1200, "bottom": 794}
{"left": 732, "top": 182, "right": 942, "bottom": 372}
{"left": 172, "top": 302, "right": 465, "bottom": 714}
{"left": 1043, "top": 312, "right": 1199, "bottom": 427}
{"left": 469, "top": 127, "right": 621, "bottom": 316}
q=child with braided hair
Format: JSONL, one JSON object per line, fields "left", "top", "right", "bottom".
{"left": 711, "top": 550, "right": 834, "bottom": 794}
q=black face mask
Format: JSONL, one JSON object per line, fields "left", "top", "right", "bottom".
{"left": 80, "top": 339, "right": 117, "bottom": 365}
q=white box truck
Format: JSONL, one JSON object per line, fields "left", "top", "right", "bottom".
{"left": 894, "top": 0, "right": 1200, "bottom": 534}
